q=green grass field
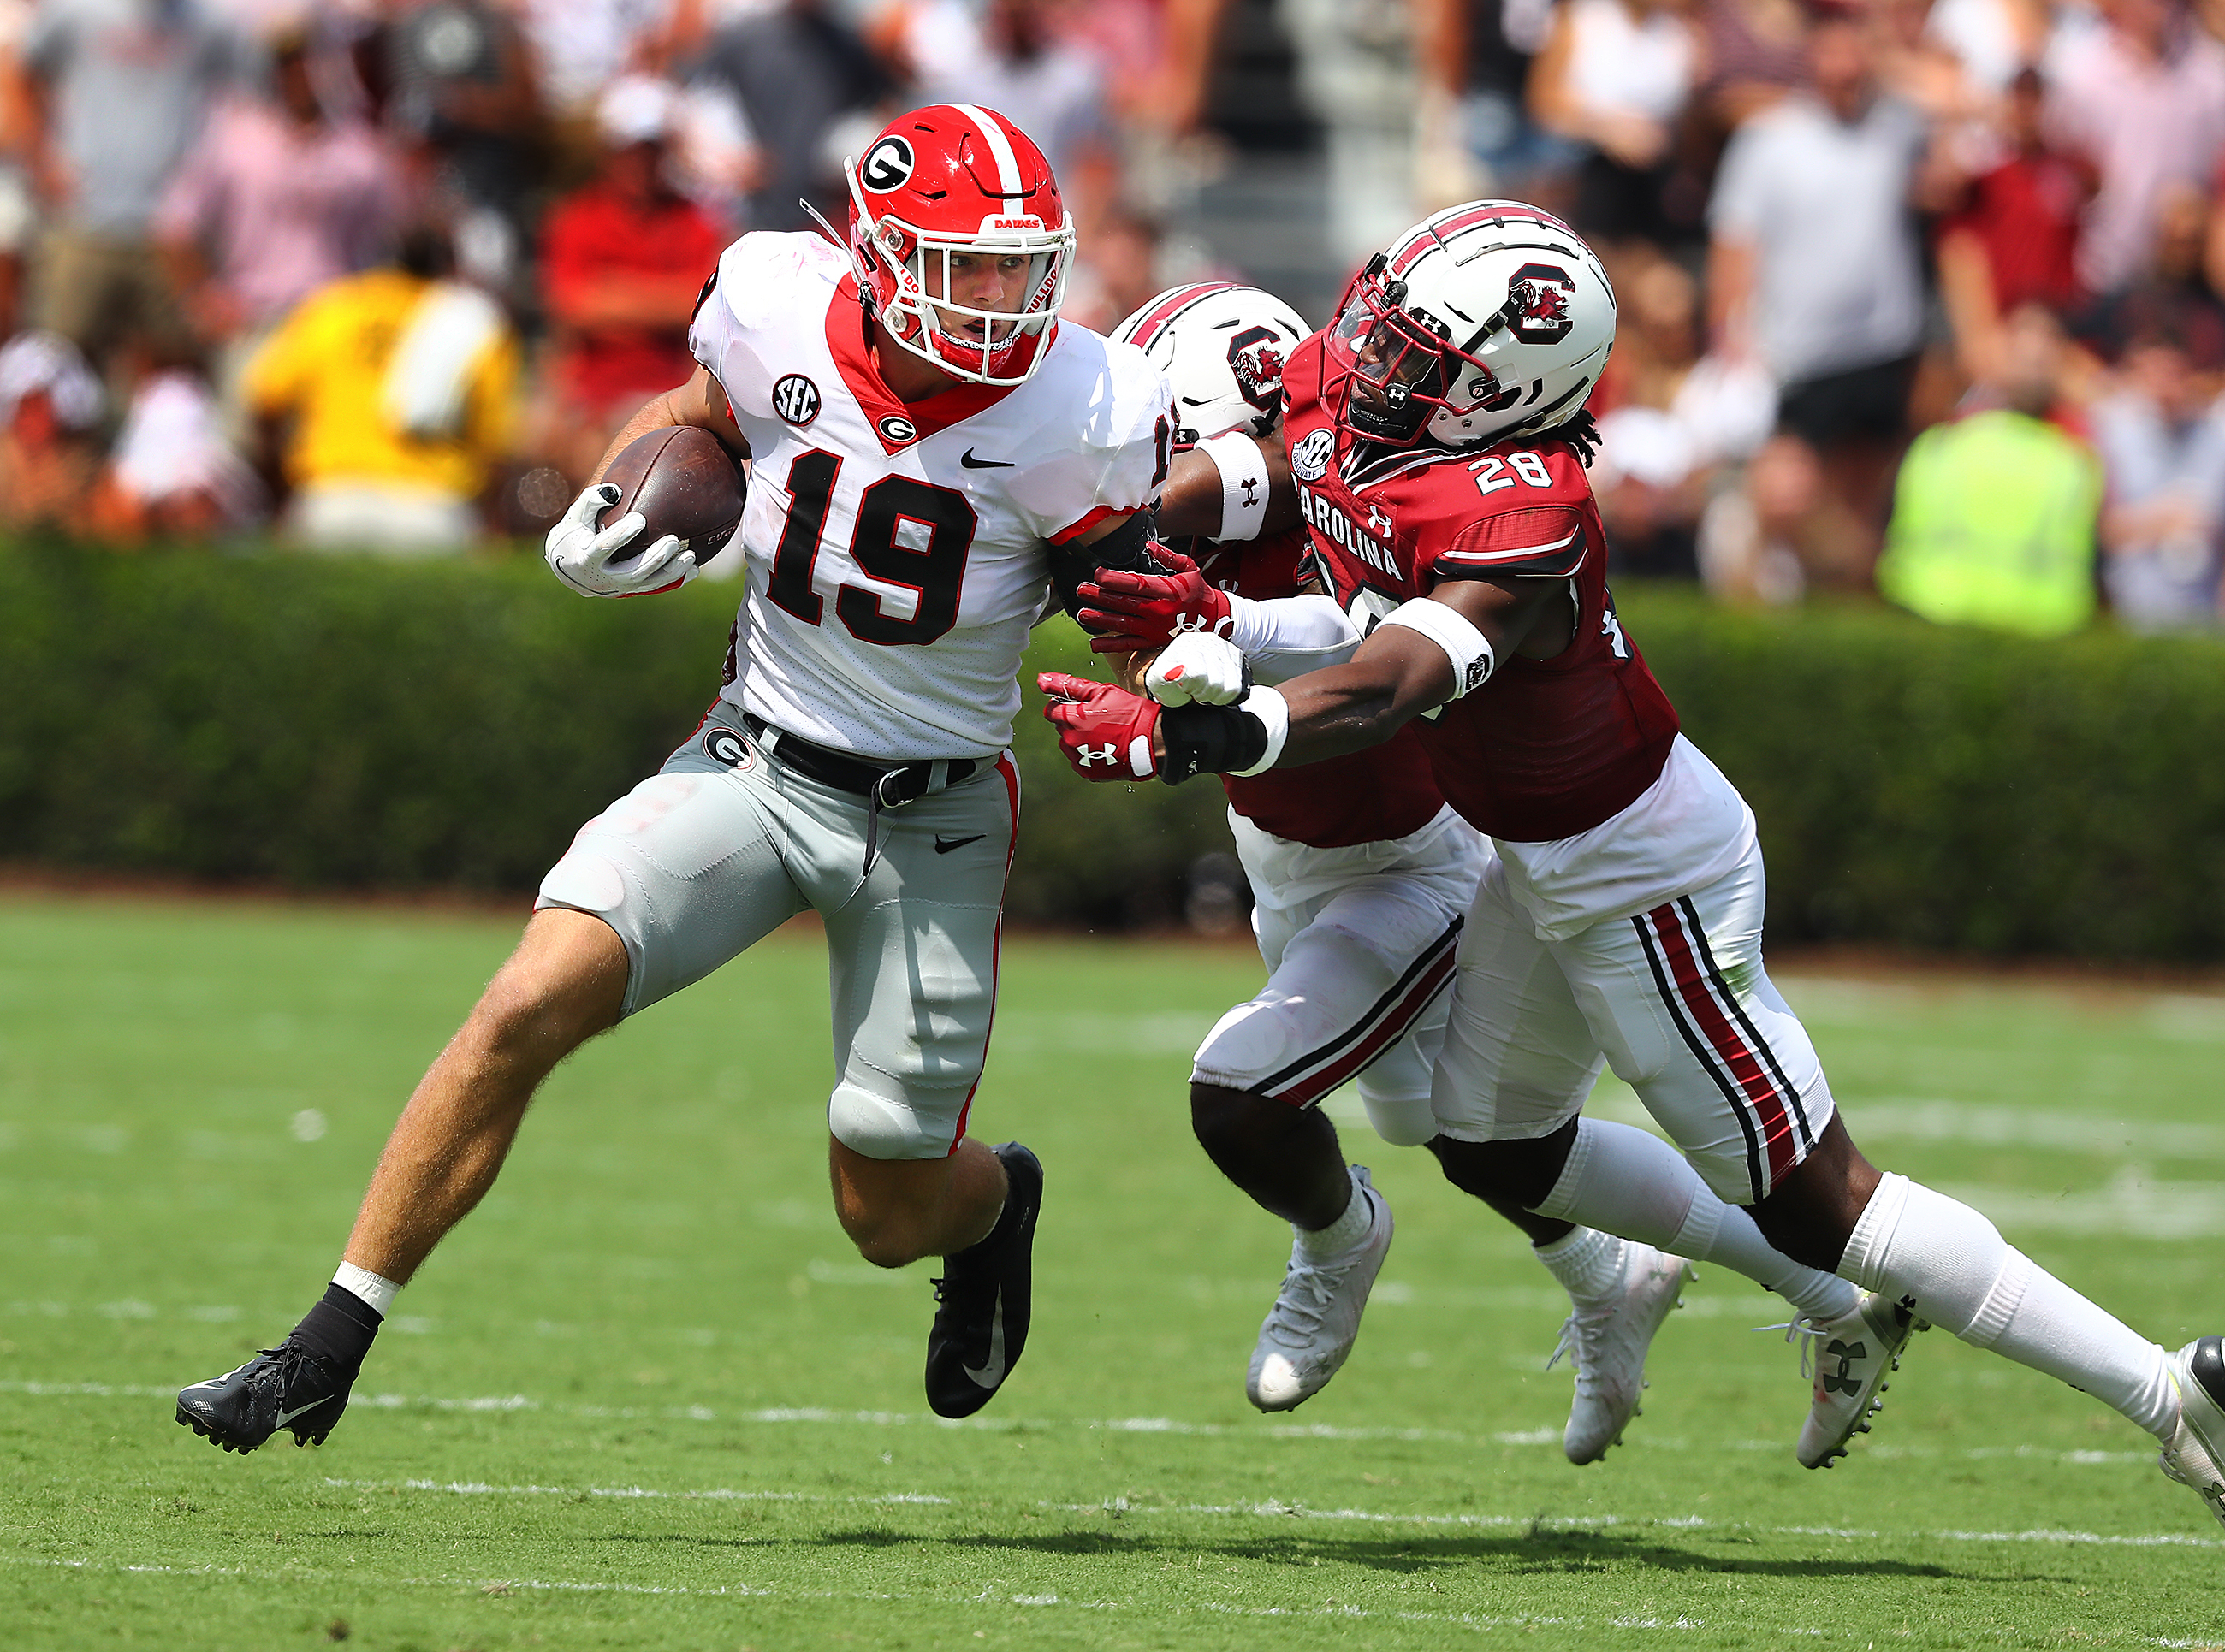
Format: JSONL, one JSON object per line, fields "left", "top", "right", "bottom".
{"left": 4, "top": 891, "right": 2224, "bottom": 1650}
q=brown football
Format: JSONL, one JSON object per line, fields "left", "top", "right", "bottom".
{"left": 600, "top": 424, "right": 746, "bottom": 565}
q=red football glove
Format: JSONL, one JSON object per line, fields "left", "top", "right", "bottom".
{"left": 1076, "top": 550, "right": 1233, "bottom": 654}
{"left": 1038, "top": 672, "right": 1162, "bottom": 780}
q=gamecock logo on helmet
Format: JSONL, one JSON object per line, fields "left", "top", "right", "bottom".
{"left": 1506, "top": 263, "right": 1576, "bottom": 345}
{"left": 1227, "top": 325, "right": 1288, "bottom": 412}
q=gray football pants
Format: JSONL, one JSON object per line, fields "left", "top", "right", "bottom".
{"left": 537, "top": 703, "right": 1019, "bottom": 1160}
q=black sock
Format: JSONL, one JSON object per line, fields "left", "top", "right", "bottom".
{"left": 290, "top": 1282, "right": 382, "bottom": 1379}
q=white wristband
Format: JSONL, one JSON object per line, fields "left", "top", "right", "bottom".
{"left": 1380, "top": 596, "right": 1496, "bottom": 698}
{"left": 1229, "top": 684, "right": 1289, "bottom": 776}
{"left": 334, "top": 1261, "right": 400, "bottom": 1317}
{"left": 1197, "top": 429, "right": 1270, "bottom": 542}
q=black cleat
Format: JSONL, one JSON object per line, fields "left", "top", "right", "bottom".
{"left": 177, "top": 1340, "right": 353, "bottom": 1452}
{"left": 925, "top": 1141, "right": 1041, "bottom": 1418}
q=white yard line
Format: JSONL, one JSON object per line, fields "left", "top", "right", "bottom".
{"left": 0, "top": 1378, "right": 2166, "bottom": 1465}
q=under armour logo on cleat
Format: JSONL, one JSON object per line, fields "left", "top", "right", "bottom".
{"left": 1819, "top": 1338, "right": 1867, "bottom": 1395}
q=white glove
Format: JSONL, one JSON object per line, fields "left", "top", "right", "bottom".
{"left": 1145, "top": 631, "right": 1252, "bottom": 707}
{"left": 543, "top": 483, "right": 698, "bottom": 599}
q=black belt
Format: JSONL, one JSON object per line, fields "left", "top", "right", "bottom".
{"left": 740, "top": 713, "right": 977, "bottom": 807}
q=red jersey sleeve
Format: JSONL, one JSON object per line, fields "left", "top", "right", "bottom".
{"left": 1431, "top": 502, "right": 1589, "bottom": 582}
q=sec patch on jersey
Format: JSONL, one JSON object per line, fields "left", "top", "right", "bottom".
{"left": 602, "top": 424, "right": 748, "bottom": 564}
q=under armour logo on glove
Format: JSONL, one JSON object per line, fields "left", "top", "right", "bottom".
{"left": 1039, "top": 672, "right": 1160, "bottom": 781}
{"left": 1819, "top": 1337, "right": 1867, "bottom": 1395}
{"left": 1076, "top": 549, "right": 1232, "bottom": 654}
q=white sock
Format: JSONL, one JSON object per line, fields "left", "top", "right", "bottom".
{"left": 1296, "top": 1175, "right": 1372, "bottom": 1259}
{"left": 1842, "top": 1173, "right": 2177, "bottom": 1440}
{"left": 1534, "top": 1118, "right": 1860, "bottom": 1322}
{"left": 334, "top": 1261, "right": 401, "bottom": 1318}
{"left": 1535, "top": 1225, "right": 1626, "bottom": 1305}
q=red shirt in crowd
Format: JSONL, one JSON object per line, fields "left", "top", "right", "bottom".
{"left": 541, "top": 182, "right": 726, "bottom": 409}
{"left": 1941, "top": 150, "right": 2089, "bottom": 315}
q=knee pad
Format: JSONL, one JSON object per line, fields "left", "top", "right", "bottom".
{"left": 828, "top": 1082, "right": 952, "bottom": 1162}
{"left": 1358, "top": 1088, "right": 1436, "bottom": 1148}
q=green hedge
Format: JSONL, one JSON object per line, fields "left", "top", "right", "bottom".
{"left": 0, "top": 543, "right": 1226, "bottom": 927}
{"left": 6, "top": 542, "right": 2225, "bottom": 957}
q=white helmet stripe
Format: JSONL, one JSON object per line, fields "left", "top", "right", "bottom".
{"left": 952, "top": 104, "right": 1024, "bottom": 199}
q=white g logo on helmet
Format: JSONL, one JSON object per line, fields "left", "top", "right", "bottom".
{"left": 860, "top": 136, "right": 914, "bottom": 192}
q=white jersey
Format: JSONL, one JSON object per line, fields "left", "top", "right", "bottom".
{"left": 690, "top": 233, "right": 1172, "bottom": 760}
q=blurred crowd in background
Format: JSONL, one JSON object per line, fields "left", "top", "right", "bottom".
{"left": 2, "top": 0, "right": 2223, "bottom": 637}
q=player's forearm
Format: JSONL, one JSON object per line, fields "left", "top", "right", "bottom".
{"left": 1272, "top": 653, "right": 1451, "bottom": 765}
{"left": 1228, "top": 592, "right": 1362, "bottom": 682}
{"left": 589, "top": 367, "right": 749, "bottom": 483}
{"left": 1158, "top": 437, "right": 1298, "bottom": 539}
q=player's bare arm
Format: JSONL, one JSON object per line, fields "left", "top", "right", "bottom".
{"left": 1156, "top": 434, "right": 1300, "bottom": 540}
{"left": 590, "top": 364, "right": 751, "bottom": 480}
{"left": 544, "top": 364, "right": 751, "bottom": 599}
{"left": 1041, "top": 573, "right": 1569, "bottom": 781}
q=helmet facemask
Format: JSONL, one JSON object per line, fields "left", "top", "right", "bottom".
{"left": 1325, "top": 258, "right": 1518, "bottom": 448}
{"left": 846, "top": 157, "right": 1074, "bottom": 388}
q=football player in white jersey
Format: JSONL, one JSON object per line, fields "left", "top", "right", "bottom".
{"left": 178, "top": 105, "right": 1177, "bottom": 1452}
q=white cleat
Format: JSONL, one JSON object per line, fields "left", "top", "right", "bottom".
{"left": 1246, "top": 1166, "right": 1393, "bottom": 1412}
{"left": 1548, "top": 1240, "right": 1692, "bottom": 1465}
{"left": 2161, "top": 1336, "right": 2225, "bottom": 1531}
{"left": 1793, "top": 1290, "right": 1922, "bottom": 1469}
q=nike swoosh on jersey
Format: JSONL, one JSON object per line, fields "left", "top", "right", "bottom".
{"left": 276, "top": 1399, "right": 330, "bottom": 1426}
{"left": 964, "top": 1287, "right": 1007, "bottom": 1388}
{"left": 959, "top": 449, "right": 1015, "bottom": 469}
{"left": 934, "top": 833, "right": 987, "bottom": 854}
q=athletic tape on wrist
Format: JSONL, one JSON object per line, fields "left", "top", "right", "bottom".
{"left": 1228, "top": 684, "right": 1289, "bottom": 776}
{"left": 1198, "top": 430, "right": 1270, "bottom": 542}
{"left": 1380, "top": 597, "right": 1496, "bottom": 698}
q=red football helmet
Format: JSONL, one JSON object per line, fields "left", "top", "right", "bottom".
{"left": 842, "top": 104, "right": 1075, "bottom": 388}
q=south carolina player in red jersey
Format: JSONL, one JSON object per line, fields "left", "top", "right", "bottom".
{"left": 177, "top": 106, "right": 1178, "bottom": 1453}
{"left": 1089, "top": 281, "right": 1694, "bottom": 1462}
{"left": 1049, "top": 203, "right": 2225, "bottom": 1522}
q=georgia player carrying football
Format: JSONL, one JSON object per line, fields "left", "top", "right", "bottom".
{"left": 1048, "top": 201, "right": 2225, "bottom": 1516}
{"left": 1089, "top": 280, "right": 1696, "bottom": 1461}
{"left": 177, "top": 105, "right": 1177, "bottom": 1452}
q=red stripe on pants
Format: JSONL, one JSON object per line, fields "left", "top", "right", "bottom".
{"left": 1272, "top": 941, "right": 1459, "bottom": 1110}
{"left": 1645, "top": 902, "right": 1798, "bottom": 1190}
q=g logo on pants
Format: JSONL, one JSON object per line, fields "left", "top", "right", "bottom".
{"left": 705, "top": 727, "right": 755, "bottom": 771}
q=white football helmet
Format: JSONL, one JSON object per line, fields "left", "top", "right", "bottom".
{"left": 1110, "top": 282, "right": 1309, "bottom": 443}
{"left": 1325, "top": 200, "right": 1615, "bottom": 450}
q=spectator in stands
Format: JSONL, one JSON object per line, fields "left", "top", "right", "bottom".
{"left": 1414, "top": 0, "right": 1578, "bottom": 214}
{"left": 1591, "top": 253, "right": 1774, "bottom": 578}
{"left": 693, "top": 0, "right": 890, "bottom": 234}
{"left": 1693, "top": 0, "right": 1807, "bottom": 135}
{"left": 242, "top": 223, "right": 519, "bottom": 555}
{"left": 1876, "top": 304, "right": 2103, "bottom": 637}
{"left": 897, "top": 0, "right": 1119, "bottom": 230}
{"left": 374, "top": 0, "right": 543, "bottom": 293}
{"left": 0, "top": 328, "right": 103, "bottom": 534}
{"left": 15, "top": 0, "right": 236, "bottom": 373}
{"left": 1527, "top": 0, "right": 1697, "bottom": 250}
{"left": 1937, "top": 66, "right": 2093, "bottom": 387}
{"left": 1708, "top": 7, "right": 1938, "bottom": 589}
{"left": 87, "top": 362, "right": 263, "bottom": 542}
{"left": 2049, "top": 0, "right": 2225, "bottom": 301}
{"left": 536, "top": 74, "right": 725, "bottom": 487}
{"left": 2085, "top": 181, "right": 2225, "bottom": 372}
{"left": 2088, "top": 325, "right": 2225, "bottom": 630}
{"left": 154, "top": 26, "right": 406, "bottom": 405}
